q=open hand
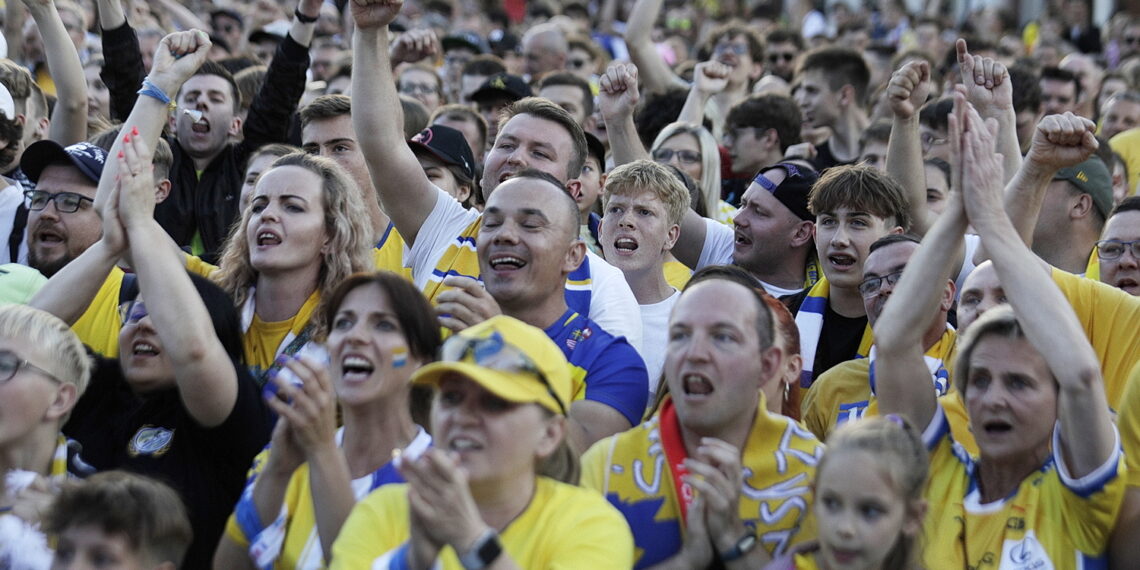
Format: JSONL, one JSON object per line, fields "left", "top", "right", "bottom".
{"left": 956, "top": 38, "right": 1012, "bottom": 115}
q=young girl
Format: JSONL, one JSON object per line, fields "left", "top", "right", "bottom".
{"left": 767, "top": 416, "right": 928, "bottom": 570}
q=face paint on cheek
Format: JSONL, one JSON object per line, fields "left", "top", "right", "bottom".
{"left": 392, "top": 346, "right": 408, "bottom": 368}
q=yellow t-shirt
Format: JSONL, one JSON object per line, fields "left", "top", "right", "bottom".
{"left": 800, "top": 329, "right": 975, "bottom": 453}
{"left": 329, "top": 477, "right": 634, "bottom": 569}
{"left": 1115, "top": 361, "right": 1140, "bottom": 487}
{"left": 243, "top": 291, "right": 321, "bottom": 378}
{"left": 581, "top": 395, "right": 821, "bottom": 565}
{"left": 373, "top": 226, "right": 413, "bottom": 281}
{"left": 1110, "top": 129, "right": 1140, "bottom": 199}
{"left": 921, "top": 403, "right": 1126, "bottom": 569}
{"left": 1052, "top": 267, "right": 1140, "bottom": 407}
{"left": 71, "top": 267, "right": 126, "bottom": 357}
{"left": 662, "top": 260, "right": 691, "bottom": 291}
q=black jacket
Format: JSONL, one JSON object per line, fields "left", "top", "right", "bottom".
{"left": 101, "top": 23, "right": 309, "bottom": 262}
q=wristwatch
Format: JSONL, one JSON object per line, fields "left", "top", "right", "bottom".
{"left": 719, "top": 532, "right": 757, "bottom": 562}
{"left": 459, "top": 530, "right": 502, "bottom": 569}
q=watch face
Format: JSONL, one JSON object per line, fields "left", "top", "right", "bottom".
{"left": 477, "top": 534, "right": 503, "bottom": 564}
{"left": 739, "top": 534, "right": 757, "bottom": 551}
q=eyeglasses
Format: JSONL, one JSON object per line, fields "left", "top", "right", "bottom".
{"left": 768, "top": 52, "right": 796, "bottom": 63}
{"left": 1096, "top": 239, "right": 1140, "bottom": 260}
{"left": 652, "top": 148, "right": 701, "bottom": 165}
{"left": 24, "top": 190, "right": 94, "bottom": 214}
{"left": 1125, "top": 36, "right": 1140, "bottom": 46}
{"left": 920, "top": 133, "right": 947, "bottom": 151}
{"left": 399, "top": 82, "right": 439, "bottom": 95}
{"left": 119, "top": 299, "right": 149, "bottom": 326}
{"left": 858, "top": 269, "right": 905, "bottom": 297}
{"left": 0, "top": 349, "right": 62, "bottom": 384}
{"left": 440, "top": 331, "right": 566, "bottom": 415}
{"left": 567, "top": 58, "right": 590, "bottom": 70}
{"left": 714, "top": 43, "right": 749, "bottom": 56}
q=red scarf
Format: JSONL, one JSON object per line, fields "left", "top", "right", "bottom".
{"left": 659, "top": 398, "right": 695, "bottom": 523}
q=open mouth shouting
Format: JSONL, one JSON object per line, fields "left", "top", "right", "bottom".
{"left": 255, "top": 229, "right": 282, "bottom": 247}
{"left": 488, "top": 253, "right": 527, "bottom": 272}
{"left": 340, "top": 354, "right": 375, "bottom": 382}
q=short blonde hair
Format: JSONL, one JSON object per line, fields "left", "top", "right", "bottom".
{"left": 214, "top": 153, "right": 374, "bottom": 318}
{"left": 0, "top": 304, "right": 90, "bottom": 394}
{"left": 602, "top": 160, "right": 690, "bottom": 226}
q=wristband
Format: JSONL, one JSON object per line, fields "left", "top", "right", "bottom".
{"left": 294, "top": 7, "right": 318, "bottom": 23}
{"left": 388, "top": 543, "right": 412, "bottom": 570}
{"left": 137, "top": 79, "right": 175, "bottom": 109}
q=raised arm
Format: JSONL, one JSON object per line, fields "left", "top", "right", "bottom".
{"left": 624, "top": 0, "right": 686, "bottom": 94}
{"left": 599, "top": 62, "right": 650, "bottom": 167}
{"left": 236, "top": 0, "right": 320, "bottom": 154}
{"left": 677, "top": 61, "right": 728, "bottom": 127}
{"left": 876, "top": 94, "right": 971, "bottom": 429}
{"left": 885, "top": 60, "right": 933, "bottom": 236}
{"left": 990, "top": 113, "right": 1099, "bottom": 253}
{"left": 117, "top": 132, "right": 238, "bottom": 427}
{"left": 963, "top": 108, "right": 1114, "bottom": 480}
{"left": 27, "top": 187, "right": 127, "bottom": 325}
{"left": 956, "top": 39, "right": 1020, "bottom": 185}
{"left": 150, "top": 0, "right": 209, "bottom": 33}
{"left": 350, "top": 1, "right": 441, "bottom": 246}
{"left": 24, "top": 0, "right": 87, "bottom": 145}
{"left": 94, "top": 30, "right": 210, "bottom": 213}
{"left": 95, "top": 0, "right": 145, "bottom": 122}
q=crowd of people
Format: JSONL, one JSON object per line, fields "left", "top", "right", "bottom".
{"left": 0, "top": 0, "right": 1139, "bottom": 568}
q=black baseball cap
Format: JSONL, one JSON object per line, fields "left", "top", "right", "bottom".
{"left": 409, "top": 125, "right": 476, "bottom": 180}
{"left": 21, "top": 141, "right": 107, "bottom": 184}
{"left": 752, "top": 162, "right": 819, "bottom": 222}
{"left": 442, "top": 30, "right": 489, "bottom": 54}
{"left": 470, "top": 73, "right": 532, "bottom": 104}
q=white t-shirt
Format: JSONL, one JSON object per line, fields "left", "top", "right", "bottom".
{"left": 0, "top": 184, "right": 26, "bottom": 265}
{"left": 695, "top": 218, "right": 804, "bottom": 297}
{"left": 638, "top": 289, "right": 680, "bottom": 403}
{"left": 408, "top": 186, "right": 644, "bottom": 353}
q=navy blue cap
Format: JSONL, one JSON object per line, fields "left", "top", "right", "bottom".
{"left": 21, "top": 141, "right": 107, "bottom": 184}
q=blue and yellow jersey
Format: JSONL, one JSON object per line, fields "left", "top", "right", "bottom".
{"left": 544, "top": 309, "right": 647, "bottom": 426}
{"left": 581, "top": 395, "right": 822, "bottom": 568}
{"left": 921, "top": 403, "right": 1125, "bottom": 569}
{"left": 373, "top": 222, "right": 412, "bottom": 281}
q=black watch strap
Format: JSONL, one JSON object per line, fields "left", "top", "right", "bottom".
{"left": 294, "top": 8, "right": 318, "bottom": 23}
{"left": 719, "top": 533, "right": 757, "bottom": 562}
{"left": 459, "top": 530, "right": 502, "bottom": 569}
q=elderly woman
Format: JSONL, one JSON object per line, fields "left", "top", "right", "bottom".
{"left": 331, "top": 316, "right": 634, "bottom": 568}
{"left": 214, "top": 271, "right": 441, "bottom": 568}
{"left": 876, "top": 101, "right": 1121, "bottom": 568}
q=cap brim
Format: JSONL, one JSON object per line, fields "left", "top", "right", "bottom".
{"left": 412, "top": 361, "right": 563, "bottom": 415}
{"left": 409, "top": 141, "right": 462, "bottom": 169}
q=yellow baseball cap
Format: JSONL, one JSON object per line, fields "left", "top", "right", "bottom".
{"left": 412, "top": 316, "right": 572, "bottom": 415}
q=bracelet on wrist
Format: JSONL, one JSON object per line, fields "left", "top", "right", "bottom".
{"left": 137, "top": 79, "right": 176, "bottom": 110}
{"left": 294, "top": 7, "right": 318, "bottom": 23}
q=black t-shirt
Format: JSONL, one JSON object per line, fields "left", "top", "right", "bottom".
{"left": 64, "top": 354, "right": 272, "bottom": 569}
{"left": 810, "top": 140, "right": 856, "bottom": 172}
{"left": 781, "top": 290, "right": 869, "bottom": 384}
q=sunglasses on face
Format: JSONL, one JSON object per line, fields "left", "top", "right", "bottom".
{"left": 768, "top": 53, "right": 796, "bottom": 63}
{"left": 714, "top": 43, "right": 749, "bottom": 56}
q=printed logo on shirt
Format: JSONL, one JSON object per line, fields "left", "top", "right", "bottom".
{"left": 128, "top": 425, "right": 175, "bottom": 457}
{"left": 999, "top": 531, "right": 1053, "bottom": 570}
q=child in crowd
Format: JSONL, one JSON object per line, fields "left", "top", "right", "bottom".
{"left": 44, "top": 471, "right": 192, "bottom": 570}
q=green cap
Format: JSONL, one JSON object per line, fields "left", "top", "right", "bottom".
{"left": 1054, "top": 157, "right": 1113, "bottom": 219}
{"left": 0, "top": 264, "right": 47, "bottom": 304}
